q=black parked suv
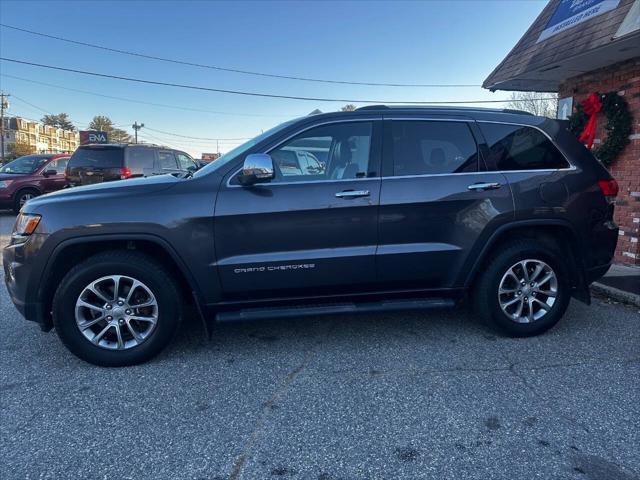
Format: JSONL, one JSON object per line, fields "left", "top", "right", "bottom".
{"left": 4, "top": 107, "right": 618, "bottom": 366}
{"left": 66, "top": 143, "right": 198, "bottom": 186}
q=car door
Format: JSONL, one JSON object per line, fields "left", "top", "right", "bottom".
{"left": 214, "top": 119, "right": 382, "bottom": 299}
{"left": 377, "top": 116, "right": 514, "bottom": 289}
{"left": 40, "top": 157, "right": 68, "bottom": 193}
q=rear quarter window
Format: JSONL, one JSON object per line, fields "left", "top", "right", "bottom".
{"left": 479, "top": 123, "right": 570, "bottom": 171}
{"left": 68, "top": 147, "right": 124, "bottom": 169}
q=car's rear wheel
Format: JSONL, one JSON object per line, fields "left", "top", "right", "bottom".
{"left": 13, "top": 188, "right": 39, "bottom": 213}
{"left": 53, "top": 251, "right": 181, "bottom": 366}
{"left": 473, "top": 240, "right": 571, "bottom": 336}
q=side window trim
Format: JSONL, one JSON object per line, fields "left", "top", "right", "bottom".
{"left": 476, "top": 120, "right": 575, "bottom": 172}
{"left": 226, "top": 118, "right": 382, "bottom": 187}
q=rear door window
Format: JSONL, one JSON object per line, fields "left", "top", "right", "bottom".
{"left": 126, "top": 148, "right": 156, "bottom": 175}
{"left": 479, "top": 123, "right": 570, "bottom": 171}
{"left": 157, "top": 151, "right": 178, "bottom": 171}
{"left": 389, "top": 121, "right": 478, "bottom": 176}
{"left": 69, "top": 147, "right": 124, "bottom": 169}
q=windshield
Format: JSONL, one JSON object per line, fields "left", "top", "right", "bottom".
{"left": 0, "top": 155, "right": 50, "bottom": 174}
{"left": 193, "top": 119, "right": 297, "bottom": 177}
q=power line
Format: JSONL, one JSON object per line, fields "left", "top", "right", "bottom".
{"left": 0, "top": 57, "right": 556, "bottom": 105}
{"left": 10, "top": 94, "right": 53, "bottom": 115}
{"left": 6, "top": 96, "right": 248, "bottom": 145}
{"left": 0, "top": 23, "right": 481, "bottom": 88}
{"left": 144, "top": 126, "right": 250, "bottom": 141}
{"left": 1, "top": 74, "right": 292, "bottom": 118}
{"left": 139, "top": 130, "right": 245, "bottom": 148}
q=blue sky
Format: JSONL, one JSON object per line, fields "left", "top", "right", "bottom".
{"left": 0, "top": 0, "right": 546, "bottom": 156}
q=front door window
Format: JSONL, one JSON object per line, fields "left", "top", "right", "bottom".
{"left": 268, "top": 122, "right": 373, "bottom": 183}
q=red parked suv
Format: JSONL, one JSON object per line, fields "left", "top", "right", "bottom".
{"left": 0, "top": 153, "right": 71, "bottom": 213}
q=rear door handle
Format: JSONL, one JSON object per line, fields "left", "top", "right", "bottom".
{"left": 335, "top": 190, "right": 370, "bottom": 199}
{"left": 467, "top": 182, "right": 502, "bottom": 191}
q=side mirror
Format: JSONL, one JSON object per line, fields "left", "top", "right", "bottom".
{"left": 43, "top": 169, "right": 57, "bottom": 177}
{"left": 238, "top": 153, "right": 275, "bottom": 186}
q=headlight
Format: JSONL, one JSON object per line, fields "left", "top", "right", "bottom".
{"left": 11, "top": 213, "right": 41, "bottom": 243}
{"left": 0, "top": 180, "right": 12, "bottom": 189}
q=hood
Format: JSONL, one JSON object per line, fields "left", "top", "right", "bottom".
{"left": 0, "top": 173, "right": 29, "bottom": 181}
{"left": 24, "top": 174, "right": 181, "bottom": 210}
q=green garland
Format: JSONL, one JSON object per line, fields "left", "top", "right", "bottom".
{"left": 567, "top": 92, "right": 632, "bottom": 167}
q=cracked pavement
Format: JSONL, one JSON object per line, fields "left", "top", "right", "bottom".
{"left": 1, "top": 211, "right": 639, "bottom": 480}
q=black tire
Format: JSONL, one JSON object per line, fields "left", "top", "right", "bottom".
{"left": 13, "top": 188, "right": 40, "bottom": 214}
{"left": 472, "top": 239, "right": 571, "bottom": 337}
{"left": 52, "top": 251, "right": 182, "bottom": 366}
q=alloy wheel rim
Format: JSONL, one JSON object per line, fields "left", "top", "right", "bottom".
{"left": 498, "top": 259, "right": 558, "bottom": 323}
{"left": 19, "top": 193, "right": 34, "bottom": 206}
{"left": 75, "top": 275, "right": 158, "bottom": 350}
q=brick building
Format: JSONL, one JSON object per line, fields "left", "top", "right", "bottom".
{"left": 1, "top": 116, "right": 79, "bottom": 158}
{"left": 484, "top": 0, "right": 639, "bottom": 265}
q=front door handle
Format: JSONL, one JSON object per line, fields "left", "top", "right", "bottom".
{"left": 467, "top": 182, "right": 502, "bottom": 191}
{"left": 335, "top": 190, "right": 370, "bottom": 199}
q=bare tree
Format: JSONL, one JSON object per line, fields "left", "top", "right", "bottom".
{"left": 506, "top": 92, "right": 558, "bottom": 117}
{"left": 341, "top": 104, "right": 357, "bottom": 112}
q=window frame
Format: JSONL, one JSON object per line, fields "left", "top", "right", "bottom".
{"left": 475, "top": 120, "right": 575, "bottom": 173}
{"left": 382, "top": 117, "right": 482, "bottom": 178}
{"left": 227, "top": 118, "right": 383, "bottom": 187}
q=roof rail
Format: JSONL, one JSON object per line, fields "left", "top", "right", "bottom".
{"left": 355, "top": 104, "right": 535, "bottom": 115}
{"left": 356, "top": 105, "right": 390, "bottom": 110}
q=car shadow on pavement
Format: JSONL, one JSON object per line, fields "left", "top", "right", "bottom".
{"left": 162, "top": 303, "right": 488, "bottom": 362}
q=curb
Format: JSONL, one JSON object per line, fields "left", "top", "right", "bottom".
{"left": 591, "top": 282, "right": 640, "bottom": 307}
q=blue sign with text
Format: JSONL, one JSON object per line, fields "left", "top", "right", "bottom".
{"left": 537, "top": 0, "right": 620, "bottom": 42}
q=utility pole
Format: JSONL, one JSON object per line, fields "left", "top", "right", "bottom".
{"left": 132, "top": 121, "right": 144, "bottom": 144}
{"left": 0, "top": 92, "right": 9, "bottom": 164}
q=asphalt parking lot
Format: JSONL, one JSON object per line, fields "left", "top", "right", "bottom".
{"left": 0, "top": 210, "right": 639, "bottom": 480}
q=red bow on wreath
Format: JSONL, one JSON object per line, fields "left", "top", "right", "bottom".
{"left": 579, "top": 93, "right": 603, "bottom": 149}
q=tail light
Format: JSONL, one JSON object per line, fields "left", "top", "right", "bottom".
{"left": 120, "top": 167, "right": 132, "bottom": 180}
{"left": 598, "top": 179, "right": 619, "bottom": 199}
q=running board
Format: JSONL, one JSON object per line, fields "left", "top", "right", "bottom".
{"left": 215, "top": 297, "right": 455, "bottom": 323}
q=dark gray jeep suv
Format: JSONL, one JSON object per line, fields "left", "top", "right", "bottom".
{"left": 3, "top": 106, "right": 619, "bottom": 366}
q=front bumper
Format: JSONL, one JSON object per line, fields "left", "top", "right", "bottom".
{"left": 3, "top": 236, "right": 48, "bottom": 328}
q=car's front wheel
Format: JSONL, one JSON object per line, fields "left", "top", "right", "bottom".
{"left": 13, "top": 188, "right": 40, "bottom": 214}
{"left": 53, "top": 251, "right": 182, "bottom": 366}
{"left": 473, "top": 239, "right": 571, "bottom": 336}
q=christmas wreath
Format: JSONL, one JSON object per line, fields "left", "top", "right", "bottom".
{"left": 567, "top": 92, "right": 632, "bottom": 167}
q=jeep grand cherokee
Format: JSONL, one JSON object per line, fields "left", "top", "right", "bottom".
{"left": 3, "top": 106, "right": 618, "bottom": 366}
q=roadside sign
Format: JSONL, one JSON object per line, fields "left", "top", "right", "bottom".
{"left": 80, "top": 130, "right": 109, "bottom": 145}
{"left": 537, "top": 0, "right": 620, "bottom": 43}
